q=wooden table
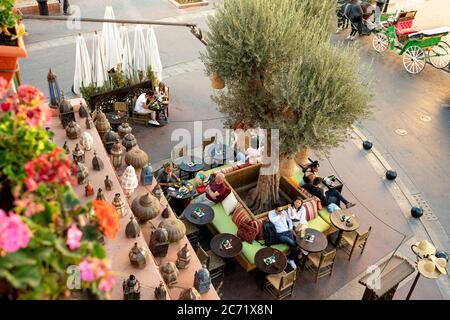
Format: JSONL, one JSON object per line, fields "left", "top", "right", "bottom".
{"left": 182, "top": 203, "right": 215, "bottom": 226}
{"left": 322, "top": 175, "right": 344, "bottom": 193}
{"left": 105, "top": 111, "right": 128, "bottom": 131}
{"left": 254, "top": 247, "right": 287, "bottom": 274}
{"left": 178, "top": 156, "right": 205, "bottom": 179}
{"left": 210, "top": 233, "right": 243, "bottom": 258}
{"left": 296, "top": 228, "right": 328, "bottom": 268}
{"left": 330, "top": 210, "right": 360, "bottom": 247}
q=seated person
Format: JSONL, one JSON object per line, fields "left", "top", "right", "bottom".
{"left": 287, "top": 198, "right": 308, "bottom": 233}
{"left": 303, "top": 177, "right": 356, "bottom": 209}
{"left": 302, "top": 160, "right": 320, "bottom": 185}
{"left": 155, "top": 82, "right": 169, "bottom": 106}
{"left": 194, "top": 170, "right": 210, "bottom": 194}
{"left": 155, "top": 162, "right": 180, "bottom": 194}
{"left": 269, "top": 203, "right": 298, "bottom": 269}
{"left": 134, "top": 92, "right": 160, "bottom": 126}
{"left": 191, "top": 173, "right": 229, "bottom": 206}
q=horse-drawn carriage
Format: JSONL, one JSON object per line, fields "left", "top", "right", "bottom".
{"left": 372, "top": 10, "right": 450, "bottom": 74}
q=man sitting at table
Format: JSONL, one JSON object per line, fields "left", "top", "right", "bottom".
{"left": 303, "top": 177, "right": 356, "bottom": 209}
{"left": 191, "top": 172, "right": 229, "bottom": 206}
{"left": 269, "top": 203, "right": 298, "bottom": 269}
{"left": 134, "top": 92, "right": 160, "bottom": 126}
{"left": 156, "top": 162, "right": 180, "bottom": 194}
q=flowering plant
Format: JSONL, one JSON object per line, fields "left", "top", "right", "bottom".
{"left": 0, "top": 82, "right": 118, "bottom": 299}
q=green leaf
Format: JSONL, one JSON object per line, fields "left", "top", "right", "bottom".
{"left": 62, "top": 189, "right": 81, "bottom": 210}
{"left": 54, "top": 239, "right": 82, "bottom": 261}
{"left": 82, "top": 225, "right": 99, "bottom": 242}
{"left": 91, "top": 243, "right": 106, "bottom": 259}
{"left": 0, "top": 252, "right": 36, "bottom": 269}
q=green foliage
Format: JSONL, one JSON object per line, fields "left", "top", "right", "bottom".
{"left": 0, "top": 0, "right": 18, "bottom": 30}
{"left": 202, "top": 0, "right": 372, "bottom": 157}
{"left": 146, "top": 64, "right": 159, "bottom": 88}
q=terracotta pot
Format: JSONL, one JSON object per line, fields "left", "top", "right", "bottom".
{"left": 294, "top": 148, "right": 310, "bottom": 166}
{"left": 280, "top": 157, "right": 297, "bottom": 177}
{"left": 211, "top": 73, "right": 225, "bottom": 90}
{"left": 0, "top": 28, "right": 27, "bottom": 86}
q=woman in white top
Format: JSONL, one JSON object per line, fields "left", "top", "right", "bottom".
{"left": 287, "top": 197, "right": 308, "bottom": 232}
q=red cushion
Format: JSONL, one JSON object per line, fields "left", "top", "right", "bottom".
{"left": 196, "top": 185, "right": 207, "bottom": 195}
{"left": 232, "top": 203, "right": 252, "bottom": 226}
{"left": 249, "top": 219, "right": 263, "bottom": 241}
{"left": 303, "top": 200, "right": 319, "bottom": 221}
{"left": 237, "top": 221, "right": 258, "bottom": 244}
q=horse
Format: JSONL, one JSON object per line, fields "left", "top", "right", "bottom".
{"left": 337, "top": 0, "right": 376, "bottom": 36}
{"left": 336, "top": 0, "right": 351, "bottom": 33}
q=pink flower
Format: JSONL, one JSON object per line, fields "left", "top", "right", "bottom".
{"left": 1, "top": 102, "right": 11, "bottom": 112}
{"left": 66, "top": 224, "right": 82, "bottom": 251}
{"left": 99, "top": 275, "right": 115, "bottom": 292}
{"left": 79, "top": 259, "right": 96, "bottom": 282}
{"left": 0, "top": 210, "right": 31, "bottom": 253}
{"left": 14, "top": 196, "right": 44, "bottom": 217}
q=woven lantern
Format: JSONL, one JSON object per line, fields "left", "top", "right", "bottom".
{"left": 80, "top": 131, "right": 93, "bottom": 151}
{"left": 95, "top": 111, "right": 111, "bottom": 139}
{"left": 131, "top": 193, "right": 160, "bottom": 223}
{"left": 118, "top": 122, "right": 132, "bottom": 139}
{"left": 121, "top": 165, "right": 138, "bottom": 198}
{"left": 66, "top": 121, "right": 81, "bottom": 140}
{"left": 158, "top": 218, "right": 186, "bottom": 243}
{"left": 179, "top": 288, "right": 201, "bottom": 300}
{"left": 125, "top": 148, "right": 149, "bottom": 171}
{"left": 125, "top": 216, "right": 140, "bottom": 238}
{"left": 104, "top": 175, "right": 113, "bottom": 191}
{"left": 160, "top": 262, "right": 179, "bottom": 286}
{"left": 96, "top": 188, "right": 106, "bottom": 201}
{"left": 103, "top": 130, "right": 119, "bottom": 154}
{"left": 85, "top": 180, "right": 94, "bottom": 197}
{"left": 122, "top": 133, "right": 137, "bottom": 152}
{"left": 59, "top": 95, "right": 76, "bottom": 128}
{"left": 154, "top": 281, "right": 167, "bottom": 300}
{"left": 176, "top": 243, "right": 191, "bottom": 269}
{"left": 85, "top": 115, "right": 95, "bottom": 129}
{"left": 194, "top": 265, "right": 211, "bottom": 294}
{"left": 112, "top": 193, "right": 127, "bottom": 218}
{"left": 111, "top": 139, "right": 125, "bottom": 169}
{"left": 92, "top": 151, "right": 104, "bottom": 171}
{"left": 72, "top": 143, "right": 85, "bottom": 163}
{"left": 76, "top": 162, "right": 89, "bottom": 185}
{"left": 149, "top": 227, "right": 169, "bottom": 258}
{"left": 161, "top": 207, "right": 170, "bottom": 219}
{"left": 128, "top": 242, "right": 149, "bottom": 269}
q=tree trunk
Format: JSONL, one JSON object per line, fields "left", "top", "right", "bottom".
{"left": 294, "top": 148, "right": 310, "bottom": 166}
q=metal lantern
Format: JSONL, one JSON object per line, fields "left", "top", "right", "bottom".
{"left": 66, "top": 121, "right": 81, "bottom": 140}
{"left": 85, "top": 180, "right": 94, "bottom": 197}
{"left": 158, "top": 218, "right": 186, "bottom": 243}
{"left": 79, "top": 101, "right": 90, "bottom": 118}
{"left": 179, "top": 287, "right": 201, "bottom": 300}
{"left": 62, "top": 141, "right": 70, "bottom": 154}
{"left": 103, "top": 130, "right": 119, "bottom": 154}
{"left": 160, "top": 262, "right": 179, "bottom": 286}
{"left": 92, "top": 151, "right": 104, "bottom": 171}
{"left": 154, "top": 281, "right": 167, "bottom": 300}
{"left": 194, "top": 265, "right": 211, "bottom": 294}
{"left": 125, "top": 216, "right": 140, "bottom": 238}
{"left": 85, "top": 115, "right": 95, "bottom": 129}
{"left": 122, "top": 275, "right": 141, "bottom": 300}
{"left": 76, "top": 162, "right": 89, "bottom": 185}
{"left": 112, "top": 193, "right": 127, "bottom": 218}
{"left": 125, "top": 148, "right": 149, "bottom": 171}
{"left": 176, "top": 243, "right": 191, "bottom": 269}
{"left": 122, "top": 133, "right": 137, "bottom": 152}
{"left": 96, "top": 188, "right": 106, "bottom": 201}
{"left": 121, "top": 165, "right": 138, "bottom": 198}
{"left": 111, "top": 139, "right": 125, "bottom": 169}
{"left": 131, "top": 193, "right": 160, "bottom": 223}
{"left": 104, "top": 175, "right": 113, "bottom": 191}
{"left": 128, "top": 242, "right": 149, "bottom": 269}
{"left": 149, "top": 227, "right": 169, "bottom": 258}
{"left": 59, "top": 93, "right": 76, "bottom": 128}
{"left": 118, "top": 122, "right": 132, "bottom": 139}
{"left": 95, "top": 111, "right": 111, "bottom": 139}
{"left": 80, "top": 132, "right": 93, "bottom": 151}
{"left": 47, "top": 69, "right": 61, "bottom": 108}
{"left": 141, "top": 162, "right": 153, "bottom": 186}
{"left": 72, "top": 143, "right": 85, "bottom": 163}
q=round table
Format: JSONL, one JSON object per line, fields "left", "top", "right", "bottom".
{"left": 105, "top": 111, "right": 128, "bottom": 131}
{"left": 254, "top": 247, "right": 287, "bottom": 274}
{"left": 296, "top": 228, "right": 328, "bottom": 253}
{"left": 167, "top": 182, "right": 197, "bottom": 200}
{"left": 182, "top": 203, "right": 215, "bottom": 226}
{"left": 210, "top": 233, "right": 243, "bottom": 258}
{"left": 178, "top": 156, "right": 205, "bottom": 179}
{"left": 330, "top": 210, "right": 360, "bottom": 247}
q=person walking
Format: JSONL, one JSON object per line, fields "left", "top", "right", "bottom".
{"left": 59, "top": 0, "right": 71, "bottom": 15}
{"left": 347, "top": 0, "right": 363, "bottom": 40}
{"left": 374, "top": 0, "right": 387, "bottom": 29}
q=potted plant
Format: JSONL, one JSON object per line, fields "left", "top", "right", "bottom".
{"left": 0, "top": 0, "right": 28, "bottom": 85}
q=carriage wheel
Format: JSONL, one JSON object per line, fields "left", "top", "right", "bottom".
{"left": 403, "top": 46, "right": 426, "bottom": 74}
{"left": 428, "top": 41, "right": 450, "bottom": 69}
{"left": 372, "top": 33, "right": 389, "bottom": 52}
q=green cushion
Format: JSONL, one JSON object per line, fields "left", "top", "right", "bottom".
{"left": 210, "top": 203, "right": 289, "bottom": 265}
{"left": 318, "top": 208, "right": 331, "bottom": 225}
{"left": 307, "top": 215, "right": 330, "bottom": 233}
{"left": 291, "top": 165, "right": 304, "bottom": 185}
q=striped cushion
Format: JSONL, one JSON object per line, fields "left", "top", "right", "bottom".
{"left": 303, "top": 200, "right": 319, "bottom": 221}
{"left": 232, "top": 203, "right": 252, "bottom": 226}
{"left": 249, "top": 219, "right": 263, "bottom": 240}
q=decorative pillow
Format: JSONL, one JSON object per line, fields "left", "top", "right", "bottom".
{"left": 232, "top": 203, "right": 252, "bottom": 226}
{"left": 196, "top": 185, "right": 207, "bottom": 195}
{"left": 303, "top": 200, "right": 319, "bottom": 221}
{"left": 237, "top": 221, "right": 258, "bottom": 244}
{"left": 250, "top": 219, "right": 264, "bottom": 240}
{"left": 222, "top": 191, "right": 238, "bottom": 215}
{"left": 299, "top": 186, "right": 313, "bottom": 198}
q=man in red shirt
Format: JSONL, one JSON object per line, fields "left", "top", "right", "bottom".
{"left": 192, "top": 173, "right": 229, "bottom": 206}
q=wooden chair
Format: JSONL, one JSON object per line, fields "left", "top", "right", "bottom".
{"left": 182, "top": 219, "right": 199, "bottom": 251}
{"left": 340, "top": 227, "right": 372, "bottom": 261}
{"left": 129, "top": 95, "right": 151, "bottom": 125}
{"left": 196, "top": 245, "right": 226, "bottom": 280}
{"left": 305, "top": 249, "right": 337, "bottom": 283}
{"left": 264, "top": 269, "right": 297, "bottom": 300}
